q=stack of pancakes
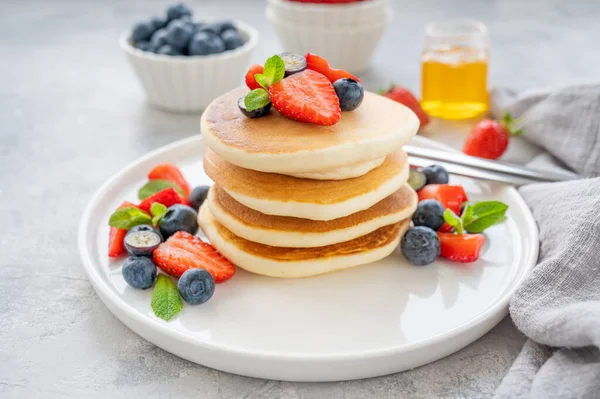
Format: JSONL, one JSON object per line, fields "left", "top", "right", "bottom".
{"left": 198, "top": 87, "right": 420, "bottom": 278}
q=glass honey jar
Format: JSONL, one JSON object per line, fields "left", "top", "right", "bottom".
{"left": 421, "top": 20, "right": 489, "bottom": 120}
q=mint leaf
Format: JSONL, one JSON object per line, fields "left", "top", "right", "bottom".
{"left": 108, "top": 207, "right": 152, "bottom": 229}
{"left": 444, "top": 209, "right": 464, "bottom": 235}
{"left": 244, "top": 88, "right": 270, "bottom": 112}
{"left": 261, "top": 55, "right": 285, "bottom": 87}
{"left": 150, "top": 202, "right": 168, "bottom": 226}
{"left": 138, "top": 179, "right": 185, "bottom": 201}
{"left": 463, "top": 201, "right": 509, "bottom": 233}
{"left": 254, "top": 74, "right": 268, "bottom": 90}
{"left": 151, "top": 274, "right": 183, "bottom": 321}
{"left": 461, "top": 202, "right": 474, "bottom": 226}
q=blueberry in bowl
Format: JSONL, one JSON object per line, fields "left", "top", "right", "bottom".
{"left": 121, "top": 3, "right": 258, "bottom": 112}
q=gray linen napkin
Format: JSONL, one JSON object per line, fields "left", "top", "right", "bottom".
{"left": 488, "top": 84, "right": 600, "bottom": 398}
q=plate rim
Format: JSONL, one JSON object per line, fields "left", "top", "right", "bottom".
{"left": 79, "top": 135, "right": 538, "bottom": 362}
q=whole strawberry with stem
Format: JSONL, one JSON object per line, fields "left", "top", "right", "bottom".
{"left": 463, "top": 113, "right": 523, "bottom": 160}
{"left": 379, "top": 84, "right": 430, "bottom": 128}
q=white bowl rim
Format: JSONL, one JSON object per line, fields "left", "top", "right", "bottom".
{"left": 268, "top": 0, "right": 389, "bottom": 12}
{"left": 120, "top": 18, "right": 259, "bottom": 63}
{"left": 266, "top": 6, "right": 393, "bottom": 31}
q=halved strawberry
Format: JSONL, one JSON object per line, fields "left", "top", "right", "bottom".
{"left": 108, "top": 201, "right": 137, "bottom": 257}
{"left": 148, "top": 163, "right": 191, "bottom": 196}
{"left": 245, "top": 64, "right": 264, "bottom": 90}
{"left": 438, "top": 233, "right": 486, "bottom": 262}
{"left": 153, "top": 231, "right": 236, "bottom": 282}
{"left": 305, "top": 53, "right": 359, "bottom": 83}
{"left": 138, "top": 188, "right": 187, "bottom": 213}
{"left": 268, "top": 69, "right": 341, "bottom": 126}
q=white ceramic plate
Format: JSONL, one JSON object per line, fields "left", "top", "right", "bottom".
{"left": 79, "top": 135, "right": 538, "bottom": 382}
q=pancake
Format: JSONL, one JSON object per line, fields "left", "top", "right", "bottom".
{"left": 198, "top": 203, "right": 410, "bottom": 278}
{"left": 207, "top": 184, "right": 418, "bottom": 248}
{"left": 286, "top": 157, "right": 385, "bottom": 180}
{"left": 201, "top": 87, "right": 420, "bottom": 175}
{"left": 204, "top": 148, "right": 409, "bottom": 221}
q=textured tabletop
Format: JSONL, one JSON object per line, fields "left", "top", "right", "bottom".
{"left": 2, "top": 0, "right": 600, "bottom": 398}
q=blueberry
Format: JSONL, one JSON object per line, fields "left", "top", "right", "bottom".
{"left": 122, "top": 256, "right": 157, "bottom": 289}
{"left": 166, "top": 3, "right": 192, "bottom": 22}
{"left": 408, "top": 169, "right": 427, "bottom": 191}
{"left": 220, "top": 29, "right": 244, "bottom": 51}
{"left": 195, "top": 23, "right": 220, "bottom": 36}
{"left": 135, "top": 41, "right": 152, "bottom": 52}
{"left": 333, "top": 78, "right": 364, "bottom": 111}
{"left": 165, "top": 19, "right": 194, "bottom": 50}
{"left": 188, "top": 32, "right": 226, "bottom": 56}
{"left": 124, "top": 226, "right": 163, "bottom": 257}
{"left": 132, "top": 21, "right": 155, "bottom": 42}
{"left": 156, "top": 44, "right": 182, "bottom": 56}
{"left": 178, "top": 269, "right": 215, "bottom": 305}
{"left": 151, "top": 16, "right": 167, "bottom": 30}
{"left": 150, "top": 28, "right": 168, "bottom": 51}
{"left": 422, "top": 165, "right": 449, "bottom": 185}
{"left": 214, "top": 20, "right": 237, "bottom": 34}
{"left": 159, "top": 204, "right": 198, "bottom": 238}
{"left": 401, "top": 226, "right": 441, "bottom": 266}
{"left": 412, "top": 199, "right": 445, "bottom": 231}
{"left": 189, "top": 186, "right": 210, "bottom": 210}
{"left": 237, "top": 96, "right": 271, "bottom": 119}
{"left": 278, "top": 52, "right": 306, "bottom": 77}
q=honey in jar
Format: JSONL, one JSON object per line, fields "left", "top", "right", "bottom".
{"left": 421, "top": 21, "right": 489, "bottom": 120}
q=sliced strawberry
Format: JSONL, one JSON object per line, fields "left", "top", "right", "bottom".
{"left": 153, "top": 231, "right": 236, "bottom": 282}
{"left": 269, "top": 69, "right": 341, "bottom": 126}
{"left": 147, "top": 163, "right": 191, "bottom": 196}
{"left": 305, "top": 53, "right": 359, "bottom": 83}
{"left": 418, "top": 184, "right": 468, "bottom": 215}
{"left": 438, "top": 233, "right": 486, "bottom": 262}
{"left": 245, "top": 64, "right": 264, "bottom": 90}
{"left": 138, "top": 188, "right": 186, "bottom": 213}
{"left": 108, "top": 201, "right": 137, "bottom": 258}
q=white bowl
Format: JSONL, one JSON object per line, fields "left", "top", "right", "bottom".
{"left": 267, "top": 8, "right": 392, "bottom": 74}
{"left": 120, "top": 20, "right": 258, "bottom": 113}
{"left": 267, "top": 0, "right": 389, "bottom": 27}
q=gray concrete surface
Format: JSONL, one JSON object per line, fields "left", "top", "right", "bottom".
{"left": 2, "top": 0, "right": 600, "bottom": 397}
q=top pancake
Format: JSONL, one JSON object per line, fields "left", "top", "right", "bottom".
{"left": 201, "top": 86, "right": 420, "bottom": 174}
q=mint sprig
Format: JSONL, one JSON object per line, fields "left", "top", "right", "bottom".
{"left": 138, "top": 179, "right": 185, "bottom": 201}
{"left": 109, "top": 206, "right": 152, "bottom": 229}
{"left": 245, "top": 88, "right": 270, "bottom": 112}
{"left": 444, "top": 201, "right": 508, "bottom": 234}
{"left": 150, "top": 202, "right": 168, "bottom": 227}
{"left": 151, "top": 274, "right": 183, "bottom": 321}
{"left": 255, "top": 55, "right": 285, "bottom": 90}
{"left": 444, "top": 209, "right": 464, "bottom": 234}
{"left": 243, "top": 55, "right": 285, "bottom": 112}
{"left": 462, "top": 201, "right": 508, "bottom": 233}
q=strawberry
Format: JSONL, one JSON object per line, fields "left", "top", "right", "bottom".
{"left": 245, "top": 64, "right": 264, "bottom": 90}
{"left": 269, "top": 69, "right": 341, "bottom": 126}
{"left": 438, "top": 233, "right": 486, "bottom": 262}
{"left": 108, "top": 201, "right": 137, "bottom": 257}
{"left": 379, "top": 85, "right": 430, "bottom": 128}
{"left": 305, "top": 53, "right": 359, "bottom": 83}
{"left": 138, "top": 188, "right": 187, "bottom": 213}
{"left": 153, "top": 231, "right": 236, "bottom": 282}
{"left": 417, "top": 184, "right": 468, "bottom": 215}
{"left": 148, "top": 163, "right": 191, "bottom": 196}
{"left": 463, "top": 114, "right": 523, "bottom": 160}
